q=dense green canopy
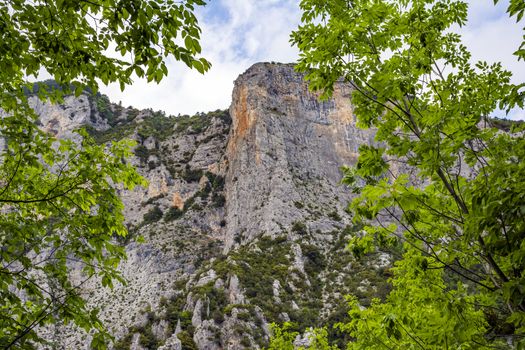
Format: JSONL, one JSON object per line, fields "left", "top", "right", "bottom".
{"left": 282, "top": 0, "right": 525, "bottom": 348}
{"left": 0, "top": 0, "right": 209, "bottom": 348}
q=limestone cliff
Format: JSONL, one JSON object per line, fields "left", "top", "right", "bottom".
{"left": 36, "top": 63, "right": 391, "bottom": 350}
{"left": 224, "top": 63, "right": 374, "bottom": 251}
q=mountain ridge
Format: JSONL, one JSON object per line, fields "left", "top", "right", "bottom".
{"left": 35, "top": 62, "right": 392, "bottom": 350}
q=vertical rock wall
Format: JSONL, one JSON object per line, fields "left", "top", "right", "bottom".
{"left": 224, "top": 63, "right": 375, "bottom": 250}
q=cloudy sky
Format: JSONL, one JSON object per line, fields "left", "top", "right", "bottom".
{"left": 101, "top": 0, "right": 524, "bottom": 119}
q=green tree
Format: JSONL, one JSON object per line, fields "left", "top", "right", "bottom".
{"left": 267, "top": 323, "right": 298, "bottom": 350}
{"left": 0, "top": 0, "right": 209, "bottom": 348}
{"left": 291, "top": 0, "right": 525, "bottom": 348}
{"left": 267, "top": 323, "right": 338, "bottom": 350}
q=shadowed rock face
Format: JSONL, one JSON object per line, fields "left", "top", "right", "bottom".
{"left": 224, "top": 63, "right": 375, "bottom": 251}
{"left": 33, "top": 63, "right": 390, "bottom": 350}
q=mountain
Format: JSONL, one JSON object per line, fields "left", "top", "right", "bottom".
{"left": 35, "top": 63, "right": 392, "bottom": 349}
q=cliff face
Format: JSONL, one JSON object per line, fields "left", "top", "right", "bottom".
{"left": 36, "top": 63, "right": 390, "bottom": 350}
{"left": 224, "top": 63, "right": 374, "bottom": 251}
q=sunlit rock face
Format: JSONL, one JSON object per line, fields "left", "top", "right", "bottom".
{"left": 35, "top": 63, "right": 391, "bottom": 350}
{"left": 224, "top": 62, "right": 375, "bottom": 251}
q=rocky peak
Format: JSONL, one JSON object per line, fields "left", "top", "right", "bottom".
{"left": 34, "top": 63, "right": 391, "bottom": 350}
{"left": 224, "top": 62, "right": 375, "bottom": 250}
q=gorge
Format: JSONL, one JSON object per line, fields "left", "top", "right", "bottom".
{"left": 35, "top": 63, "right": 391, "bottom": 350}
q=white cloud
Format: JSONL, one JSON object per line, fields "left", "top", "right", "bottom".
{"left": 462, "top": 1, "right": 524, "bottom": 83}
{"left": 100, "top": 0, "right": 300, "bottom": 116}
{"left": 461, "top": 0, "right": 524, "bottom": 120}
{"left": 100, "top": 0, "right": 523, "bottom": 119}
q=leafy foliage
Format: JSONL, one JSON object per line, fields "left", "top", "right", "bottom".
{"left": 267, "top": 323, "right": 337, "bottom": 350}
{"left": 2, "top": 0, "right": 209, "bottom": 93}
{"left": 0, "top": 0, "right": 209, "bottom": 348}
{"left": 0, "top": 129, "right": 146, "bottom": 349}
{"left": 291, "top": 0, "right": 525, "bottom": 348}
{"left": 266, "top": 323, "right": 298, "bottom": 350}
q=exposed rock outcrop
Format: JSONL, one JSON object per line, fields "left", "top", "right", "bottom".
{"left": 35, "top": 63, "right": 391, "bottom": 350}
{"left": 224, "top": 63, "right": 374, "bottom": 250}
